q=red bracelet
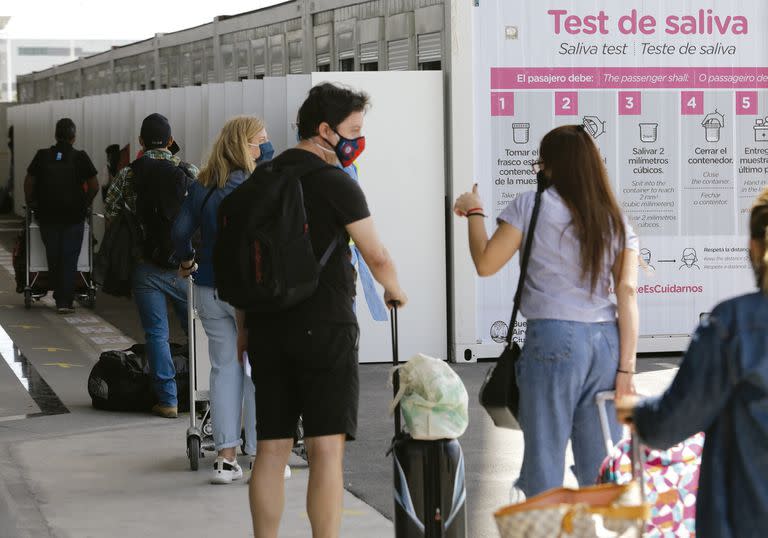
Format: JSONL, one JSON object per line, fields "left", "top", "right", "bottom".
{"left": 466, "top": 207, "right": 484, "bottom": 215}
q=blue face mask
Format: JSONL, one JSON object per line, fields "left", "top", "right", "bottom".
{"left": 256, "top": 141, "right": 274, "bottom": 163}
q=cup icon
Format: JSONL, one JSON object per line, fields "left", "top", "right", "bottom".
{"left": 512, "top": 123, "right": 530, "bottom": 144}
{"left": 639, "top": 123, "right": 658, "bottom": 143}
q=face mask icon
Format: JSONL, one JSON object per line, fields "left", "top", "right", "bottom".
{"left": 680, "top": 248, "right": 700, "bottom": 270}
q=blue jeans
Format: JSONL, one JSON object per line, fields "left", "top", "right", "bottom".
{"left": 515, "top": 319, "right": 623, "bottom": 497}
{"left": 39, "top": 221, "right": 84, "bottom": 308}
{"left": 132, "top": 262, "right": 188, "bottom": 407}
{"left": 194, "top": 285, "right": 256, "bottom": 454}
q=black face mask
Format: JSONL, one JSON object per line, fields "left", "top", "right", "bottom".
{"left": 536, "top": 170, "right": 550, "bottom": 192}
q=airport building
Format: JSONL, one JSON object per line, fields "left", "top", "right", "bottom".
{"left": 16, "top": 0, "right": 447, "bottom": 103}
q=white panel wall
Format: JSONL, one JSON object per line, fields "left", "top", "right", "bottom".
{"left": 207, "top": 84, "right": 226, "bottom": 149}
{"left": 263, "top": 77, "right": 288, "bottom": 154}
{"left": 224, "top": 81, "right": 244, "bottom": 121}
{"left": 6, "top": 72, "right": 449, "bottom": 363}
{"left": 183, "top": 86, "right": 205, "bottom": 167}
{"left": 241, "top": 80, "right": 265, "bottom": 119}
{"left": 285, "top": 75, "right": 312, "bottom": 147}
{"left": 311, "top": 71, "right": 448, "bottom": 363}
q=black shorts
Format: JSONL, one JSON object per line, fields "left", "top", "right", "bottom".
{"left": 247, "top": 321, "right": 360, "bottom": 441}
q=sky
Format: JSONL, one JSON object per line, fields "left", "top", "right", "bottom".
{"left": 2, "top": 0, "right": 285, "bottom": 40}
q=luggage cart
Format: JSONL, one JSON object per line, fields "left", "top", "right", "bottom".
{"left": 24, "top": 207, "right": 97, "bottom": 309}
{"left": 185, "top": 276, "right": 216, "bottom": 471}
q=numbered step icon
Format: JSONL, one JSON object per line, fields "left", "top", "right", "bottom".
{"left": 619, "top": 92, "right": 641, "bottom": 116}
{"left": 736, "top": 91, "right": 758, "bottom": 116}
{"left": 491, "top": 92, "right": 514, "bottom": 116}
{"left": 555, "top": 92, "right": 578, "bottom": 116}
{"left": 681, "top": 91, "right": 704, "bottom": 115}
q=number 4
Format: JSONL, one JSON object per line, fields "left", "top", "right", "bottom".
{"left": 687, "top": 96, "right": 697, "bottom": 109}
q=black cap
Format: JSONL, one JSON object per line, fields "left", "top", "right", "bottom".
{"left": 140, "top": 113, "right": 171, "bottom": 149}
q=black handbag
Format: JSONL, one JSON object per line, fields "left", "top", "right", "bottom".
{"left": 479, "top": 183, "right": 545, "bottom": 429}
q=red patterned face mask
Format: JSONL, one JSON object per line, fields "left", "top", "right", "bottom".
{"left": 331, "top": 131, "right": 365, "bottom": 167}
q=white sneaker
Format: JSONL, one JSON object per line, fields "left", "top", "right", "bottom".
{"left": 210, "top": 457, "right": 243, "bottom": 485}
{"left": 247, "top": 459, "right": 291, "bottom": 482}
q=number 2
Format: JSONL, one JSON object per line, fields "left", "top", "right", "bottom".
{"left": 562, "top": 97, "right": 571, "bottom": 110}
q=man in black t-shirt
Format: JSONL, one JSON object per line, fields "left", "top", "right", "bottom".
{"left": 24, "top": 118, "right": 98, "bottom": 313}
{"left": 244, "top": 83, "right": 408, "bottom": 538}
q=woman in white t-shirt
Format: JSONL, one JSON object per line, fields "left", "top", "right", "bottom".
{"left": 454, "top": 124, "right": 640, "bottom": 498}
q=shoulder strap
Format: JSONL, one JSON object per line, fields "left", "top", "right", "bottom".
{"left": 200, "top": 186, "right": 216, "bottom": 215}
{"left": 278, "top": 158, "right": 343, "bottom": 268}
{"left": 506, "top": 186, "right": 546, "bottom": 347}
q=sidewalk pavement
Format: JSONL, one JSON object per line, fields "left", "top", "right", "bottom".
{"left": 1, "top": 412, "right": 392, "bottom": 538}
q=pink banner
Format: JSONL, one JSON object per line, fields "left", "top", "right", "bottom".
{"left": 491, "top": 67, "right": 768, "bottom": 90}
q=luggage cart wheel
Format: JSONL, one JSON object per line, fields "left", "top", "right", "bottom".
{"left": 187, "top": 436, "right": 201, "bottom": 471}
{"left": 23, "top": 290, "right": 32, "bottom": 309}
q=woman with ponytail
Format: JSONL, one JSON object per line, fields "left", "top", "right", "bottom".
{"left": 617, "top": 188, "right": 768, "bottom": 537}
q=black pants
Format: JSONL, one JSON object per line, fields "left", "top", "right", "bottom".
{"left": 39, "top": 221, "right": 84, "bottom": 308}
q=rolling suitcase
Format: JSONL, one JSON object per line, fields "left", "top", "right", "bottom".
{"left": 390, "top": 306, "right": 467, "bottom": 538}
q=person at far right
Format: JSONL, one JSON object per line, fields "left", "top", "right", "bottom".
{"left": 617, "top": 188, "right": 768, "bottom": 538}
{"left": 454, "top": 124, "right": 640, "bottom": 499}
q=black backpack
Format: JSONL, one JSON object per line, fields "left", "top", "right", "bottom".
{"left": 213, "top": 160, "right": 342, "bottom": 312}
{"left": 131, "top": 156, "right": 194, "bottom": 269}
{"left": 34, "top": 147, "right": 87, "bottom": 223}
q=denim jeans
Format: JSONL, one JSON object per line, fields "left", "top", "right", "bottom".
{"left": 194, "top": 285, "right": 257, "bottom": 454}
{"left": 514, "top": 319, "right": 623, "bottom": 497}
{"left": 39, "top": 221, "right": 84, "bottom": 308}
{"left": 132, "top": 262, "right": 188, "bottom": 407}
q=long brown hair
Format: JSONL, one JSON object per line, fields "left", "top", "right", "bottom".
{"left": 539, "top": 125, "right": 626, "bottom": 291}
{"left": 750, "top": 187, "right": 768, "bottom": 293}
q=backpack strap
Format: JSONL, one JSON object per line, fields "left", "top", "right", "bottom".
{"left": 200, "top": 186, "right": 216, "bottom": 215}
{"left": 282, "top": 159, "right": 346, "bottom": 269}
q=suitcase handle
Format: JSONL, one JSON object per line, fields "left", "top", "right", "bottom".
{"left": 391, "top": 304, "right": 401, "bottom": 436}
{"left": 596, "top": 390, "right": 646, "bottom": 502}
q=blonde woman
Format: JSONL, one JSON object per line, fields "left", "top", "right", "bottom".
{"left": 171, "top": 116, "right": 279, "bottom": 484}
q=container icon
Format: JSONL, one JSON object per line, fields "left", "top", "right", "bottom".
{"left": 511, "top": 123, "right": 530, "bottom": 144}
{"left": 639, "top": 123, "right": 658, "bottom": 143}
{"left": 754, "top": 117, "right": 768, "bottom": 142}
{"left": 701, "top": 110, "right": 725, "bottom": 143}
{"left": 582, "top": 116, "right": 606, "bottom": 139}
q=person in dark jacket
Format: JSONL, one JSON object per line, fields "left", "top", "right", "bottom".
{"left": 104, "top": 113, "right": 197, "bottom": 419}
{"left": 618, "top": 187, "right": 768, "bottom": 538}
{"left": 24, "top": 118, "right": 99, "bottom": 313}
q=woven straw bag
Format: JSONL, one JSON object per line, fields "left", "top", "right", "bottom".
{"left": 494, "top": 482, "right": 649, "bottom": 538}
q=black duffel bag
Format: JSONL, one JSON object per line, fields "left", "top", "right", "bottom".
{"left": 88, "top": 343, "right": 189, "bottom": 412}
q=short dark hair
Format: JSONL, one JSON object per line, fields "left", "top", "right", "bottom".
{"left": 55, "top": 118, "right": 76, "bottom": 142}
{"left": 297, "top": 83, "right": 370, "bottom": 140}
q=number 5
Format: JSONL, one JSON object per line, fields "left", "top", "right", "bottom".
{"left": 742, "top": 96, "right": 751, "bottom": 109}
